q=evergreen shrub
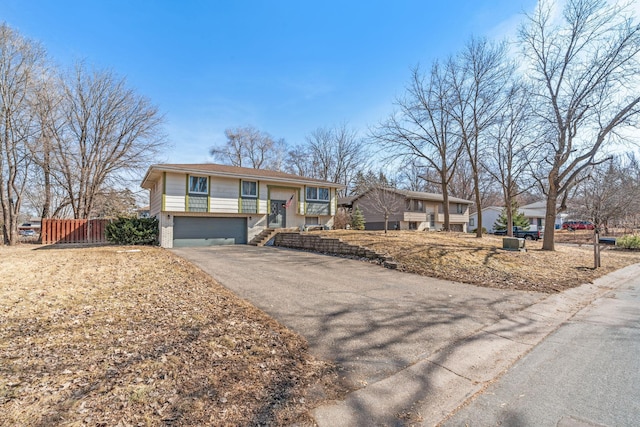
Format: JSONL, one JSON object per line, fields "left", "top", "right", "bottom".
{"left": 106, "top": 216, "right": 158, "bottom": 245}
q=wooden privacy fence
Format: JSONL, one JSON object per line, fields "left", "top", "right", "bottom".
{"left": 41, "top": 219, "right": 111, "bottom": 244}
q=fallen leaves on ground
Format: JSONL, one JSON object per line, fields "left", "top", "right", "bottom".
{"left": 0, "top": 245, "right": 344, "bottom": 426}
{"left": 317, "top": 230, "right": 640, "bottom": 293}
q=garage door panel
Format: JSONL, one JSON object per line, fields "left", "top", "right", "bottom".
{"left": 173, "top": 217, "right": 247, "bottom": 247}
{"left": 173, "top": 237, "right": 236, "bottom": 247}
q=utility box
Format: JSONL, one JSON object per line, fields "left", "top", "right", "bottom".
{"left": 503, "top": 237, "right": 526, "bottom": 251}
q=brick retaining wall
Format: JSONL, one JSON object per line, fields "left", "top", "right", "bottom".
{"left": 273, "top": 232, "right": 397, "bottom": 269}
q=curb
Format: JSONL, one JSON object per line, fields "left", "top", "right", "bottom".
{"left": 311, "top": 263, "right": 640, "bottom": 426}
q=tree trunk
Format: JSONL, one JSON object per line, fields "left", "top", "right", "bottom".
{"left": 41, "top": 139, "right": 51, "bottom": 219}
{"left": 441, "top": 179, "right": 450, "bottom": 231}
{"left": 474, "top": 184, "right": 482, "bottom": 237}
{"left": 506, "top": 197, "right": 514, "bottom": 237}
{"left": 384, "top": 213, "right": 388, "bottom": 234}
{"left": 1, "top": 206, "right": 8, "bottom": 245}
{"left": 2, "top": 197, "right": 19, "bottom": 246}
{"left": 542, "top": 189, "right": 558, "bottom": 251}
{"left": 593, "top": 229, "right": 601, "bottom": 268}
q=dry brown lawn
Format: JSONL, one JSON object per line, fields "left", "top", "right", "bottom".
{"left": 316, "top": 230, "right": 640, "bottom": 293}
{"left": 2, "top": 232, "right": 638, "bottom": 426}
{"left": 0, "top": 245, "right": 344, "bottom": 427}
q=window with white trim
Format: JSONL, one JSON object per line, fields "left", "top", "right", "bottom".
{"left": 189, "top": 176, "right": 208, "bottom": 194}
{"left": 242, "top": 181, "right": 257, "bottom": 197}
{"left": 306, "top": 186, "right": 329, "bottom": 201}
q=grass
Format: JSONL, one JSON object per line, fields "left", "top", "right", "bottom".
{"left": 3, "top": 231, "right": 638, "bottom": 425}
{"left": 315, "top": 230, "right": 640, "bottom": 293}
{"left": 0, "top": 245, "right": 344, "bottom": 426}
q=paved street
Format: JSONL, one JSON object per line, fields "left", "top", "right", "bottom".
{"left": 444, "top": 270, "right": 640, "bottom": 427}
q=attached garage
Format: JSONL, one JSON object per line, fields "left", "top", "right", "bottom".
{"left": 173, "top": 217, "right": 247, "bottom": 247}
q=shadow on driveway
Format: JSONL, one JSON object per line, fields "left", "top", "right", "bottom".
{"left": 172, "top": 245, "right": 546, "bottom": 423}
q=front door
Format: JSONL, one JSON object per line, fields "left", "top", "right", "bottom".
{"left": 269, "top": 200, "right": 286, "bottom": 228}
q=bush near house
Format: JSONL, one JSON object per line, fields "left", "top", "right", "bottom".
{"left": 333, "top": 209, "right": 351, "bottom": 229}
{"left": 106, "top": 216, "right": 158, "bottom": 245}
{"left": 616, "top": 234, "right": 640, "bottom": 250}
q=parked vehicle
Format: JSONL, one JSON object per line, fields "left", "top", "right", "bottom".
{"left": 562, "top": 220, "right": 595, "bottom": 230}
{"left": 494, "top": 226, "right": 541, "bottom": 240}
{"left": 19, "top": 229, "right": 36, "bottom": 236}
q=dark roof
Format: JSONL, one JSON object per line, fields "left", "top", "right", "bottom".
{"left": 337, "top": 196, "right": 357, "bottom": 206}
{"left": 345, "top": 188, "right": 473, "bottom": 205}
{"left": 393, "top": 189, "right": 473, "bottom": 204}
{"left": 141, "top": 163, "right": 345, "bottom": 189}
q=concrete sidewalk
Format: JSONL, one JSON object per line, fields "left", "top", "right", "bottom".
{"left": 311, "top": 263, "right": 640, "bottom": 426}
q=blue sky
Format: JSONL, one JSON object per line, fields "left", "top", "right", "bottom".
{"left": 1, "top": 0, "right": 537, "bottom": 165}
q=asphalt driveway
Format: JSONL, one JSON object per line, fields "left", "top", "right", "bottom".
{"left": 172, "top": 245, "right": 545, "bottom": 389}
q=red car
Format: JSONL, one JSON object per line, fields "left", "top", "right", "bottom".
{"left": 562, "top": 220, "right": 595, "bottom": 230}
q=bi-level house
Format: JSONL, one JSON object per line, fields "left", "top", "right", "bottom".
{"left": 340, "top": 188, "right": 473, "bottom": 232}
{"left": 141, "top": 164, "right": 344, "bottom": 248}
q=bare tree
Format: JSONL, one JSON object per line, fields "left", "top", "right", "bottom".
{"left": 615, "top": 153, "right": 640, "bottom": 229}
{"left": 396, "top": 159, "right": 428, "bottom": 192}
{"left": 352, "top": 170, "right": 393, "bottom": 196}
{"left": 447, "top": 157, "right": 476, "bottom": 201}
{"left": 372, "top": 63, "right": 464, "bottom": 230}
{"left": 356, "top": 171, "right": 402, "bottom": 234}
{"left": 29, "top": 67, "right": 64, "bottom": 220}
{"left": 210, "top": 126, "right": 285, "bottom": 170}
{"left": 520, "top": 0, "right": 640, "bottom": 250}
{"left": 368, "top": 186, "right": 403, "bottom": 234}
{"left": 285, "top": 144, "right": 315, "bottom": 177}
{"left": 482, "top": 83, "right": 537, "bottom": 236}
{"left": 303, "top": 126, "right": 333, "bottom": 179}
{"left": 0, "top": 23, "right": 45, "bottom": 245}
{"left": 91, "top": 188, "right": 137, "bottom": 218}
{"left": 52, "top": 63, "right": 165, "bottom": 219}
{"left": 287, "top": 124, "right": 369, "bottom": 195}
{"left": 21, "top": 168, "right": 72, "bottom": 219}
{"left": 573, "top": 155, "right": 640, "bottom": 267}
{"left": 448, "top": 37, "right": 511, "bottom": 237}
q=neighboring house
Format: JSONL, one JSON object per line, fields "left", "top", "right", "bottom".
{"left": 340, "top": 189, "right": 473, "bottom": 232}
{"left": 141, "top": 163, "right": 344, "bottom": 248}
{"left": 18, "top": 218, "right": 42, "bottom": 232}
{"left": 469, "top": 201, "right": 567, "bottom": 233}
{"left": 520, "top": 200, "right": 567, "bottom": 230}
{"left": 468, "top": 207, "right": 503, "bottom": 233}
{"left": 137, "top": 206, "right": 150, "bottom": 218}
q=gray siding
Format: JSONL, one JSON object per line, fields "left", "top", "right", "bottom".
{"left": 354, "top": 192, "right": 405, "bottom": 224}
{"left": 173, "top": 217, "right": 247, "bottom": 246}
{"left": 188, "top": 194, "right": 208, "bottom": 212}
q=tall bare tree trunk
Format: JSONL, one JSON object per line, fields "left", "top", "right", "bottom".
{"left": 472, "top": 167, "right": 482, "bottom": 237}
{"left": 441, "top": 180, "right": 450, "bottom": 231}
{"left": 40, "top": 136, "right": 51, "bottom": 219}
{"left": 542, "top": 184, "right": 558, "bottom": 251}
{"left": 521, "top": 0, "right": 640, "bottom": 251}
{"left": 593, "top": 230, "right": 601, "bottom": 268}
{"left": 505, "top": 190, "right": 514, "bottom": 237}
